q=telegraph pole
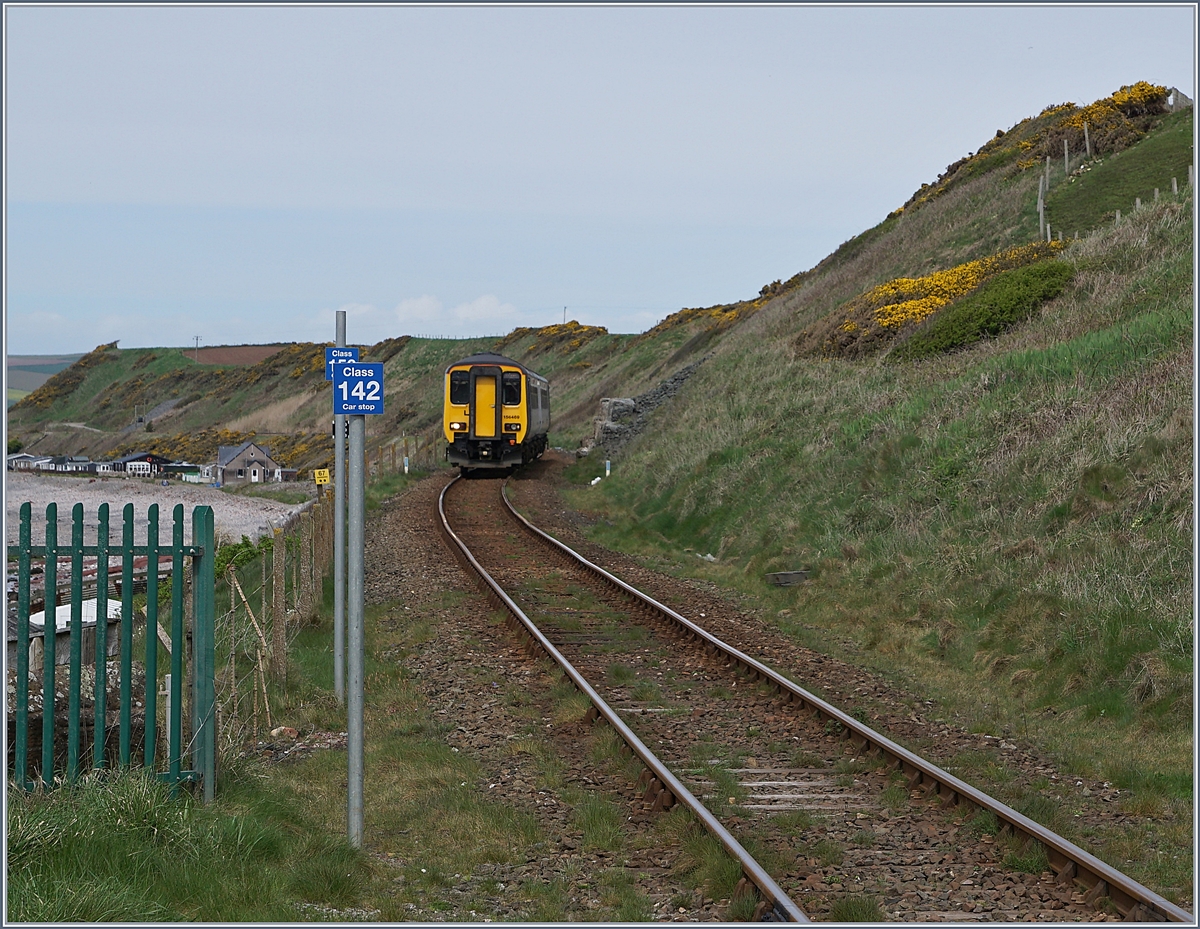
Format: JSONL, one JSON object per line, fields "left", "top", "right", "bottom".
{"left": 193, "top": 336, "right": 202, "bottom": 363}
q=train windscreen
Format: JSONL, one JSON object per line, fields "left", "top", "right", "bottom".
{"left": 502, "top": 372, "right": 521, "bottom": 405}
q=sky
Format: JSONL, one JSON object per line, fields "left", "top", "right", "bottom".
{"left": 4, "top": 3, "right": 1196, "bottom": 355}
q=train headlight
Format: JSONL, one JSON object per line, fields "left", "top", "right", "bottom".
{"left": 449, "top": 421, "right": 466, "bottom": 431}
{"left": 504, "top": 423, "right": 520, "bottom": 432}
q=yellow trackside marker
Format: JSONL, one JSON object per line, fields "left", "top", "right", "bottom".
{"left": 314, "top": 468, "right": 331, "bottom": 485}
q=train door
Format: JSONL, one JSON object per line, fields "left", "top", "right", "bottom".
{"left": 469, "top": 366, "right": 502, "bottom": 439}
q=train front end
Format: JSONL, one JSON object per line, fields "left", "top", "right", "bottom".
{"left": 443, "top": 353, "right": 549, "bottom": 471}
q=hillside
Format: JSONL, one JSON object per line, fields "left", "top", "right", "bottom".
{"left": 6, "top": 354, "right": 85, "bottom": 409}
{"left": 5, "top": 85, "right": 1193, "bottom": 897}
{"left": 563, "top": 86, "right": 1194, "bottom": 902}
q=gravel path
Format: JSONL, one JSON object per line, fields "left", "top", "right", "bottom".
{"left": 5, "top": 472, "right": 312, "bottom": 547}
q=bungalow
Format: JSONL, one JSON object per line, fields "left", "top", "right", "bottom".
{"left": 6, "top": 453, "right": 52, "bottom": 471}
{"left": 216, "top": 442, "right": 285, "bottom": 485}
{"left": 112, "top": 452, "right": 174, "bottom": 476}
{"left": 55, "top": 456, "right": 95, "bottom": 474}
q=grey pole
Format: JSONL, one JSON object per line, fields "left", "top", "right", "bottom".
{"left": 334, "top": 311, "right": 347, "bottom": 704}
{"left": 347, "top": 414, "right": 365, "bottom": 847}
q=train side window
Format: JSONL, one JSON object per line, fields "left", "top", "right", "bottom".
{"left": 502, "top": 372, "right": 522, "bottom": 405}
{"left": 450, "top": 371, "right": 470, "bottom": 404}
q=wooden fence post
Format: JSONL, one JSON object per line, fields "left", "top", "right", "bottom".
{"left": 301, "top": 511, "right": 313, "bottom": 618}
{"left": 272, "top": 528, "right": 286, "bottom": 683}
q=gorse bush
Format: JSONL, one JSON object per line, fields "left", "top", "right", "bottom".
{"left": 214, "top": 534, "right": 274, "bottom": 574}
{"left": 493, "top": 320, "right": 609, "bottom": 357}
{"left": 888, "top": 260, "right": 1075, "bottom": 361}
{"left": 9, "top": 341, "right": 119, "bottom": 413}
{"left": 797, "top": 241, "right": 1066, "bottom": 358}
{"left": 897, "top": 83, "right": 1169, "bottom": 216}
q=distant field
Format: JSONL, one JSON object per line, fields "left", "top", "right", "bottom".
{"left": 7, "top": 354, "right": 85, "bottom": 403}
{"left": 192, "top": 344, "right": 287, "bottom": 365}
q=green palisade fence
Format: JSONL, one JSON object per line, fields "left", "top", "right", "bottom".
{"left": 7, "top": 502, "right": 216, "bottom": 800}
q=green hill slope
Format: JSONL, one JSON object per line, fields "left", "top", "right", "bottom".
{"left": 5, "top": 83, "right": 1193, "bottom": 902}
{"left": 559, "top": 91, "right": 1193, "bottom": 902}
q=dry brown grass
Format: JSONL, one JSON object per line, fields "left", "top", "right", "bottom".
{"left": 225, "top": 390, "right": 324, "bottom": 433}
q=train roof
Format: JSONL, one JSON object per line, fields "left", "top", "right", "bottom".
{"left": 445, "top": 353, "right": 547, "bottom": 381}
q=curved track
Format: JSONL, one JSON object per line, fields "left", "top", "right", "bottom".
{"left": 439, "top": 472, "right": 1191, "bottom": 923}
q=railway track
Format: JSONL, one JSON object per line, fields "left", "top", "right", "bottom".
{"left": 438, "top": 472, "right": 1191, "bottom": 923}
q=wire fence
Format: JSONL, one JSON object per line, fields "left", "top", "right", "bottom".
{"left": 212, "top": 497, "right": 333, "bottom": 759}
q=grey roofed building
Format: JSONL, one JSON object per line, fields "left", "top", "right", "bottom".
{"left": 216, "top": 441, "right": 284, "bottom": 485}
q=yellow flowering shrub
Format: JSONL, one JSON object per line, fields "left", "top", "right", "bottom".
{"left": 890, "top": 83, "right": 1168, "bottom": 218}
{"left": 795, "top": 241, "right": 1066, "bottom": 358}
{"left": 638, "top": 271, "right": 814, "bottom": 343}
{"left": 111, "top": 428, "right": 333, "bottom": 471}
{"left": 9, "top": 342, "right": 120, "bottom": 414}
{"left": 493, "top": 320, "right": 608, "bottom": 357}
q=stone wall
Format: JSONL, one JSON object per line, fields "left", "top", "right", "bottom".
{"left": 584, "top": 355, "right": 711, "bottom": 458}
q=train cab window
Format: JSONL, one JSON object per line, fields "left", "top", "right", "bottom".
{"left": 450, "top": 371, "right": 470, "bottom": 404}
{"left": 502, "top": 372, "right": 522, "bottom": 405}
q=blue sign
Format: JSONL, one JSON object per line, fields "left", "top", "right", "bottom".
{"left": 325, "top": 346, "right": 360, "bottom": 381}
{"left": 333, "top": 362, "right": 385, "bottom": 415}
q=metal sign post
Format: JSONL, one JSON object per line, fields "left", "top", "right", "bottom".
{"left": 331, "top": 317, "right": 350, "bottom": 704}
{"left": 346, "top": 414, "right": 365, "bottom": 847}
{"left": 333, "top": 351, "right": 384, "bottom": 849}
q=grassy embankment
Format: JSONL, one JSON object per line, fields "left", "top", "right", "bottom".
{"left": 7, "top": 86, "right": 1192, "bottom": 915}
{"left": 9, "top": 466, "right": 761, "bottom": 921}
{"left": 565, "top": 106, "right": 1193, "bottom": 903}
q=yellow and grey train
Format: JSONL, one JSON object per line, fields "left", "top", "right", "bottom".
{"left": 443, "top": 353, "right": 550, "bottom": 472}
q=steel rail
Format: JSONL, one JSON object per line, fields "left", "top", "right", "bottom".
{"left": 438, "top": 476, "right": 809, "bottom": 923}
{"left": 501, "top": 483, "right": 1194, "bottom": 924}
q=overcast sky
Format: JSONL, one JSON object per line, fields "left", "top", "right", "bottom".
{"left": 4, "top": 3, "right": 1195, "bottom": 355}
